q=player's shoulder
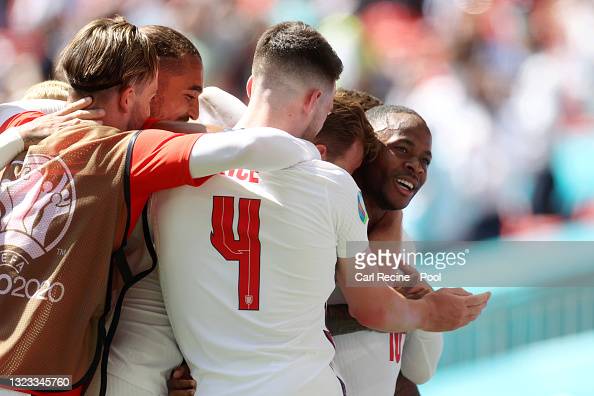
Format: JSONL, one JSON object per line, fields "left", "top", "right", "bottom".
{"left": 292, "top": 158, "right": 344, "bottom": 174}
{"left": 292, "top": 159, "right": 345, "bottom": 176}
{"left": 292, "top": 159, "right": 360, "bottom": 190}
{"left": 41, "top": 123, "right": 131, "bottom": 151}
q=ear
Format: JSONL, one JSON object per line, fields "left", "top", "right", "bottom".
{"left": 246, "top": 75, "right": 254, "bottom": 99}
{"left": 118, "top": 85, "right": 135, "bottom": 114}
{"left": 303, "top": 88, "right": 322, "bottom": 116}
{"left": 315, "top": 144, "right": 327, "bottom": 160}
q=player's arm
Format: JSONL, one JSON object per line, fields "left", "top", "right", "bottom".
{"left": 0, "top": 128, "right": 25, "bottom": 168}
{"left": 369, "top": 213, "right": 443, "bottom": 382}
{"left": 337, "top": 259, "right": 490, "bottom": 332}
{"left": 336, "top": 262, "right": 425, "bottom": 333}
{"left": 188, "top": 127, "right": 319, "bottom": 177}
{"left": 399, "top": 330, "right": 444, "bottom": 385}
{"left": 330, "top": 175, "right": 491, "bottom": 333}
{"left": 328, "top": 173, "right": 425, "bottom": 333}
{"left": 327, "top": 210, "right": 410, "bottom": 335}
{"left": 197, "top": 86, "right": 247, "bottom": 128}
{"left": 369, "top": 216, "right": 433, "bottom": 298}
{"left": 326, "top": 303, "right": 369, "bottom": 335}
{"left": 134, "top": 126, "right": 320, "bottom": 193}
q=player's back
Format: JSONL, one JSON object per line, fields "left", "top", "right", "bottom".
{"left": 151, "top": 159, "right": 362, "bottom": 396}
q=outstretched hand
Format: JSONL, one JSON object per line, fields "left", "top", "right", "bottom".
{"left": 421, "top": 288, "right": 491, "bottom": 332}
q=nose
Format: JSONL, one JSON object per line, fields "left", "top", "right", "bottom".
{"left": 188, "top": 99, "right": 199, "bottom": 120}
{"left": 404, "top": 158, "right": 424, "bottom": 176}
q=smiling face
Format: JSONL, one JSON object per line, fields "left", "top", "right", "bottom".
{"left": 360, "top": 113, "right": 432, "bottom": 210}
{"left": 150, "top": 54, "right": 203, "bottom": 121}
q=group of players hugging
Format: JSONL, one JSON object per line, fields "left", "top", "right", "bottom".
{"left": 0, "top": 16, "right": 490, "bottom": 396}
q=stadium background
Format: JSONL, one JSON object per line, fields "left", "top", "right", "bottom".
{"left": 1, "top": 0, "right": 593, "bottom": 394}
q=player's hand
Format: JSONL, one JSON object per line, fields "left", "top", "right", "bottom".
{"left": 394, "top": 264, "right": 433, "bottom": 300}
{"left": 396, "top": 282, "right": 433, "bottom": 300}
{"left": 168, "top": 361, "right": 197, "bottom": 396}
{"left": 420, "top": 288, "right": 491, "bottom": 332}
{"left": 15, "top": 97, "right": 105, "bottom": 148}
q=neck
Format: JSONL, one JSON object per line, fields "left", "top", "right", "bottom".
{"left": 364, "top": 193, "right": 388, "bottom": 230}
{"left": 69, "top": 89, "right": 126, "bottom": 130}
{"left": 235, "top": 89, "right": 305, "bottom": 138}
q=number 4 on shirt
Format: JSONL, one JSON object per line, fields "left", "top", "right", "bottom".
{"left": 210, "top": 196, "right": 262, "bottom": 310}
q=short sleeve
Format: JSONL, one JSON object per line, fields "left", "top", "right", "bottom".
{"left": 128, "top": 129, "right": 212, "bottom": 234}
{"left": 130, "top": 129, "right": 210, "bottom": 194}
{"left": 327, "top": 170, "right": 369, "bottom": 258}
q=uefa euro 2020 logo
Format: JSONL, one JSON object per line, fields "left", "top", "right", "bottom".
{"left": 0, "top": 154, "right": 76, "bottom": 302}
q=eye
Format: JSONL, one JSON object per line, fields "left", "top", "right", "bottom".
{"left": 393, "top": 146, "right": 408, "bottom": 154}
{"left": 422, "top": 158, "right": 431, "bottom": 166}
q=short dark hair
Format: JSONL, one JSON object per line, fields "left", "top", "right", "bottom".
{"left": 141, "top": 25, "right": 202, "bottom": 61}
{"left": 315, "top": 98, "right": 379, "bottom": 163}
{"left": 365, "top": 104, "right": 428, "bottom": 137}
{"left": 335, "top": 88, "right": 383, "bottom": 112}
{"left": 252, "top": 21, "right": 343, "bottom": 83}
{"left": 57, "top": 16, "right": 157, "bottom": 93}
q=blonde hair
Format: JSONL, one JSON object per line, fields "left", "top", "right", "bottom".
{"left": 22, "top": 80, "right": 70, "bottom": 101}
{"left": 56, "top": 16, "right": 158, "bottom": 94}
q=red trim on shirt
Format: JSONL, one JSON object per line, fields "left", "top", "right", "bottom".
{"left": 127, "top": 129, "right": 212, "bottom": 235}
{"left": 0, "top": 118, "right": 212, "bottom": 394}
{"left": 0, "top": 111, "right": 44, "bottom": 132}
{"left": 28, "top": 388, "right": 82, "bottom": 396}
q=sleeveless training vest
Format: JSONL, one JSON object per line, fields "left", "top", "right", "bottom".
{"left": 0, "top": 122, "right": 155, "bottom": 393}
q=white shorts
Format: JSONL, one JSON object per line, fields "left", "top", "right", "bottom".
{"left": 296, "top": 365, "right": 345, "bottom": 396}
{"left": 332, "top": 330, "right": 405, "bottom": 396}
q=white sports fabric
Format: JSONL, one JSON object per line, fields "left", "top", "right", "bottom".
{"left": 332, "top": 329, "right": 443, "bottom": 394}
{"left": 106, "top": 222, "right": 183, "bottom": 395}
{"left": 333, "top": 330, "right": 405, "bottom": 396}
{"left": 0, "top": 99, "right": 66, "bottom": 122}
{"left": 0, "top": 101, "right": 322, "bottom": 395}
{"left": 0, "top": 99, "right": 67, "bottom": 170}
{"left": 329, "top": 234, "right": 443, "bottom": 394}
{"left": 329, "top": 287, "right": 406, "bottom": 396}
{"left": 0, "top": 99, "right": 176, "bottom": 396}
{"left": 103, "top": 128, "right": 322, "bottom": 395}
{"left": 197, "top": 86, "right": 247, "bottom": 127}
{"left": 151, "top": 158, "right": 369, "bottom": 396}
{"left": 400, "top": 329, "right": 443, "bottom": 384}
{"left": 0, "top": 129, "right": 24, "bottom": 169}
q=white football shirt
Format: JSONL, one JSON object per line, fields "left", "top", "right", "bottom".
{"left": 151, "top": 159, "right": 369, "bottom": 396}
{"left": 329, "top": 235, "right": 443, "bottom": 395}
